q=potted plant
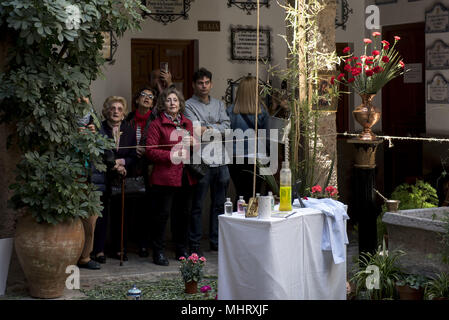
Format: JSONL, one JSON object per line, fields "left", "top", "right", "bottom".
{"left": 395, "top": 274, "right": 427, "bottom": 300}
{"left": 179, "top": 253, "right": 207, "bottom": 294}
{"left": 424, "top": 272, "right": 449, "bottom": 300}
{"left": 0, "top": 1, "right": 147, "bottom": 298}
{"left": 351, "top": 240, "right": 405, "bottom": 300}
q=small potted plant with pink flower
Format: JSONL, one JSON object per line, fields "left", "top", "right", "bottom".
{"left": 331, "top": 32, "right": 407, "bottom": 140}
{"left": 179, "top": 253, "right": 207, "bottom": 294}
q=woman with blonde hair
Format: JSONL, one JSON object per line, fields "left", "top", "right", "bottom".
{"left": 227, "top": 76, "right": 270, "bottom": 204}
{"left": 92, "top": 96, "right": 137, "bottom": 263}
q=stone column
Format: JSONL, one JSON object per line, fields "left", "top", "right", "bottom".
{"left": 347, "top": 138, "right": 383, "bottom": 254}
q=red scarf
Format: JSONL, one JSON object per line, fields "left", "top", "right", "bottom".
{"left": 134, "top": 109, "right": 152, "bottom": 131}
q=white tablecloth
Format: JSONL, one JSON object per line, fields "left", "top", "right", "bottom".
{"left": 217, "top": 208, "right": 347, "bottom": 300}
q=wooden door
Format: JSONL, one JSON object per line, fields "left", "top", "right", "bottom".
{"left": 382, "top": 23, "right": 425, "bottom": 194}
{"left": 131, "top": 39, "right": 197, "bottom": 109}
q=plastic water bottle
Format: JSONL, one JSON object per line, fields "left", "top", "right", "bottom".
{"left": 279, "top": 161, "right": 292, "bottom": 211}
{"left": 224, "top": 198, "right": 233, "bottom": 216}
{"left": 237, "top": 196, "right": 246, "bottom": 214}
{"left": 268, "top": 191, "right": 274, "bottom": 211}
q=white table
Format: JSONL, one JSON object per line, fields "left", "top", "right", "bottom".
{"left": 217, "top": 208, "right": 347, "bottom": 300}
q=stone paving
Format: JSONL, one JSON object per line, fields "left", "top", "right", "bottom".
{"left": 2, "top": 232, "right": 359, "bottom": 300}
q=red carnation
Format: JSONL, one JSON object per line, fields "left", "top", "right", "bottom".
{"left": 365, "top": 60, "right": 374, "bottom": 65}
{"left": 381, "top": 56, "right": 390, "bottom": 63}
{"left": 365, "top": 69, "right": 374, "bottom": 77}
{"left": 372, "top": 50, "right": 380, "bottom": 56}
{"left": 394, "top": 36, "right": 401, "bottom": 41}
{"left": 344, "top": 64, "right": 352, "bottom": 71}
{"left": 399, "top": 60, "right": 405, "bottom": 68}
{"left": 373, "top": 66, "right": 384, "bottom": 73}
{"left": 363, "top": 38, "right": 372, "bottom": 44}
{"left": 337, "top": 73, "right": 345, "bottom": 81}
{"left": 330, "top": 76, "right": 335, "bottom": 85}
{"left": 372, "top": 32, "right": 381, "bottom": 37}
{"left": 343, "top": 46, "right": 351, "bottom": 54}
{"left": 347, "top": 78, "right": 355, "bottom": 83}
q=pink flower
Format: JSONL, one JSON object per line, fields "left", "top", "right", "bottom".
{"left": 311, "top": 185, "right": 322, "bottom": 193}
{"left": 199, "top": 257, "right": 206, "bottom": 262}
{"left": 200, "top": 285, "right": 212, "bottom": 293}
{"left": 190, "top": 253, "right": 198, "bottom": 259}
{"left": 394, "top": 36, "right": 401, "bottom": 41}
{"left": 381, "top": 56, "right": 390, "bottom": 63}
{"left": 381, "top": 40, "right": 390, "bottom": 47}
{"left": 343, "top": 46, "right": 351, "bottom": 54}
{"left": 363, "top": 38, "right": 372, "bottom": 44}
{"left": 303, "top": 197, "right": 308, "bottom": 200}
{"left": 372, "top": 31, "right": 381, "bottom": 37}
{"left": 399, "top": 60, "right": 405, "bottom": 68}
{"left": 179, "top": 256, "right": 186, "bottom": 261}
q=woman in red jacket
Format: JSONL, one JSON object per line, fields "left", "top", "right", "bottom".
{"left": 145, "top": 87, "right": 197, "bottom": 266}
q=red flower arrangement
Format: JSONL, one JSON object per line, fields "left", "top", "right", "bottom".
{"left": 309, "top": 184, "right": 339, "bottom": 199}
{"left": 331, "top": 32, "right": 407, "bottom": 95}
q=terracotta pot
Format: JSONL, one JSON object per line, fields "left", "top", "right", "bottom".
{"left": 14, "top": 214, "right": 85, "bottom": 298}
{"left": 185, "top": 281, "right": 198, "bottom": 294}
{"left": 352, "top": 94, "right": 381, "bottom": 141}
{"left": 396, "top": 285, "right": 424, "bottom": 300}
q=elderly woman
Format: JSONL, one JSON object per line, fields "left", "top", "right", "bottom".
{"left": 92, "top": 96, "right": 137, "bottom": 263}
{"left": 125, "top": 87, "right": 157, "bottom": 258}
{"left": 145, "top": 87, "right": 197, "bottom": 266}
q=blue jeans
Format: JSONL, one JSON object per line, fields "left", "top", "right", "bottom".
{"left": 189, "top": 166, "right": 230, "bottom": 248}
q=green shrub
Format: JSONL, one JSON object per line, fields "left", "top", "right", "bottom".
{"left": 391, "top": 180, "right": 438, "bottom": 210}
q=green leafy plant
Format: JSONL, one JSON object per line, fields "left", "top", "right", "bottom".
{"left": 270, "top": 0, "right": 341, "bottom": 196}
{"left": 390, "top": 180, "right": 438, "bottom": 210}
{"left": 0, "top": 1, "right": 147, "bottom": 224}
{"left": 396, "top": 274, "right": 428, "bottom": 290}
{"left": 351, "top": 240, "right": 405, "bottom": 300}
{"left": 424, "top": 272, "right": 449, "bottom": 300}
{"left": 179, "top": 253, "right": 207, "bottom": 283}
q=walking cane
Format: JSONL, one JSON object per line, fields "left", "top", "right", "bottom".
{"left": 120, "top": 174, "right": 125, "bottom": 266}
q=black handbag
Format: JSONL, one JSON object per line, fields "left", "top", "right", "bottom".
{"left": 185, "top": 162, "right": 209, "bottom": 179}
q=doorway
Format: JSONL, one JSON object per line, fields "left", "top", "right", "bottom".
{"left": 131, "top": 39, "right": 198, "bottom": 108}
{"left": 381, "top": 23, "right": 425, "bottom": 195}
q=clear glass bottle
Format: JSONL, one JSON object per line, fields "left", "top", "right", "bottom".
{"left": 237, "top": 196, "right": 246, "bottom": 214}
{"left": 268, "top": 191, "right": 274, "bottom": 211}
{"left": 279, "top": 161, "right": 292, "bottom": 211}
{"left": 224, "top": 197, "right": 233, "bottom": 216}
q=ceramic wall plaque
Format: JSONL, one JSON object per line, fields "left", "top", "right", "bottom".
{"left": 426, "top": 40, "right": 449, "bottom": 70}
{"left": 227, "top": 0, "right": 270, "bottom": 15}
{"left": 143, "top": 0, "right": 193, "bottom": 25}
{"left": 230, "top": 26, "right": 271, "bottom": 62}
{"left": 425, "top": 3, "right": 449, "bottom": 33}
{"left": 427, "top": 73, "right": 449, "bottom": 104}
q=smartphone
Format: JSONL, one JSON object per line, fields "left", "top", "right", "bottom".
{"left": 160, "top": 62, "right": 169, "bottom": 73}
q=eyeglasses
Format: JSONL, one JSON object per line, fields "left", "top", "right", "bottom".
{"left": 140, "top": 92, "right": 154, "bottom": 99}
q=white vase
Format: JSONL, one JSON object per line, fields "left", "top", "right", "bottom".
{"left": 0, "top": 237, "right": 14, "bottom": 296}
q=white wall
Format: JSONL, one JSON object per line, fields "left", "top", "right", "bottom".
{"left": 90, "top": 0, "right": 287, "bottom": 114}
